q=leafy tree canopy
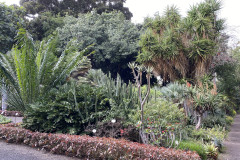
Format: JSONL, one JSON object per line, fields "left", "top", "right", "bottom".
{"left": 0, "top": 3, "right": 25, "bottom": 53}
{"left": 56, "top": 11, "right": 140, "bottom": 82}
{"left": 26, "top": 12, "right": 64, "bottom": 40}
{"left": 20, "top": 0, "right": 132, "bottom": 20}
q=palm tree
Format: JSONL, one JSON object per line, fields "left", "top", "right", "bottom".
{"left": 0, "top": 29, "right": 90, "bottom": 111}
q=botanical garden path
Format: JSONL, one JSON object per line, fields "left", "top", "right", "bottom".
{"left": 0, "top": 140, "right": 78, "bottom": 160}
{"left": 7, "top": 117, "right": 23, "bottom": 123}
{"left": 220, "top": 114, "right": 240, "bottom": 160}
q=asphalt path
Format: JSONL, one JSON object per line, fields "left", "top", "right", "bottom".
{"left": 219, "top": 114, "right": 240, "bottom": 160}
{"left": 0, "top": 140, "right": 78, "bottom": 160}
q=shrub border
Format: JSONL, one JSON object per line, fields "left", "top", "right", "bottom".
{"left": 0, "top": 124, "right": 200, "bottom": 159}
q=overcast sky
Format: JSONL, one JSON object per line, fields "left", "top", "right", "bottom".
{"left": 1, "top": 0, "right": 240, "bottom": 45}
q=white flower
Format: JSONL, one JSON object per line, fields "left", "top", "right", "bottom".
{"left": 92, "top": 129, "right": 97, "bottom": 133}
{"left": 15, "top": 113, "right": 19, "bottom": 116}
{"left": 137, "top": 121, "right": 142, "bottom": 125}
{"left": 111, "top": 119, "right": 116, "bottom": 123}
{"left": 175, "top": 140, "right": 179, "bottom": 145}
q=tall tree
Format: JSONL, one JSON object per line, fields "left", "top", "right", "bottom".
{"left": 137, "top": 0, "right": 224, "bottom": 84}
{"left": 56, "top": 11, "right": 140, "bottom": 82}
{"left": 26, "top": 12, "right": 64, "bottom": 40}
{"left": 0, "top": 3, "right": 25, "bottom": 53}
{"left": 20, "top": 0, "right": 132, "bottom": 19}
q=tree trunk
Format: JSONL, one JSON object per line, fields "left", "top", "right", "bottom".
{"left": 1, "top": 83, "right": 7, "bottom": 111}
{"left": 195, "top": 114, "right": 202, "bottom": 130}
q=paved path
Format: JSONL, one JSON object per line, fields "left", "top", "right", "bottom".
{"left": 0, "top": 140, "right": 78, "bottom": 160}
{"left": 7, "top": 116, "right": 23, "bottom": 123}
{"left": 219, "top": 114, "right": 240, "bottom": 160}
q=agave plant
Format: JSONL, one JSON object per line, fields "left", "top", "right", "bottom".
{"left": 0, "top": 29, "right": 90, "bottom": 111}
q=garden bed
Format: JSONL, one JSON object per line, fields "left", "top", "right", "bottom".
{"left": 0, "top": 123, "right": 200, "bottom": 160}
{"left": 0, "top": 110, "right": 23, "bottom": 117}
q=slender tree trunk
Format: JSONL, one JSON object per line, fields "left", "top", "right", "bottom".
{"left": 195, "top": 113, "right": 202, "bottom": 130}
{"left": 1, "top": 81, "right": 7, "bottom": 111}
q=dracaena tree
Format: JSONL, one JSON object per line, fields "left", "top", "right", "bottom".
{"left": 137, "top": 0, "right": 224, "bottom": 84}
{"left": 0, "top": 29, "right": 89, "bottom": 111}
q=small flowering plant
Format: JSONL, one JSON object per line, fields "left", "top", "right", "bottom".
{"left": 140, "top": 117, "right": 183, "bottom": 147}
{"left": 133, "top": 98, "right": 186, "bottom": 148}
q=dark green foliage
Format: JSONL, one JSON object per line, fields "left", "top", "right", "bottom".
{"left": 178, "top": 141, "right": 207, "bottom": 160}
{"left": 0, "top": 3, "right": 25, "bottom": 53}
{"left": 214, "top": 47, "right": 240, "bottom": 111}
{"left": 20, "top": 0, "right": 132, "bottom": 19}
{"left": 87, "top": 69, "right": 138, "bottom": 120}
{"left": 22, "top": 81, "right": 110, "bottom": 134}
{"left": 57, "top": 12, "right": 140, "bottom": 82}
{"left": 26, "top": 12, "right": 64, "bottom": 40}
{"left": 85, "top": 119, "right": 140, "bottom": 142}
{"left": 0, "top": 29, "right": 88, "bottom": 111}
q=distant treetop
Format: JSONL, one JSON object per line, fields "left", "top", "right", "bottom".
{"left": 20, "top": 0, "right": 132, "bottom": 19}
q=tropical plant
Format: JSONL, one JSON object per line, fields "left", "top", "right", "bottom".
{"left": 22, "top": 80, "right": 110, "bottom": 134}
{"left": 86, "top": 69, "right": 138, "bottom": 121}
{"left": 137, "top": 0, "right": 224, "bottom": 84}
{"left": 204, "top": 143, "right": 218, "bottom": 159}
{"left": 131, "top": 98, "right": 185, "bottom": 147}
{"left": 0, "top": 29, "right": 89, "bottom": 111}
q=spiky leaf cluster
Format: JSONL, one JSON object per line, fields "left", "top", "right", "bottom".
{"left": 138, "top": 0, "right": 224, "bottom": 83}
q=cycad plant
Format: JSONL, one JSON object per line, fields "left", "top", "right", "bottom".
{"left": 0, "top": 29, "right": 89, "bottom": 111}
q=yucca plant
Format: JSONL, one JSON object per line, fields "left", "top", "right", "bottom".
{"left": 0, "top": 29, "right": 90, "bottom": 111}
{"left": 137, "top": 0, "right": 223, "bottom": 84}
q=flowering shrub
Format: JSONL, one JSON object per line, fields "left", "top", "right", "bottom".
{"left": 0, "top": 110, "right": 23, "bottom": 117}
{"left": 132, "top": 98, "right": 185, "bottom": 147}
{"left": 85, "top": 119, "right": 140, "bottom": 142}
{"left": 0, "top": 124, "right": 200, "bottom": 159}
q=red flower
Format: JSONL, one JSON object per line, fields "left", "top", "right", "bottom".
{"left": 186, "top": 82, "right": 191, "bottom": 88}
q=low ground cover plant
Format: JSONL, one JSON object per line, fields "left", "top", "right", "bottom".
{"left": 0, "top": 124, "right": 200, "bottom": 160}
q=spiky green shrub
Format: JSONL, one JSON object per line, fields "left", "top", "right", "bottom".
{"left": 0, "top": 29, "right": 89, "bottom": 111}
{"left": 87, "top": 69, "right": 139, "bottom": 120}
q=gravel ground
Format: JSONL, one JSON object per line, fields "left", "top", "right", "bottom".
{"left": 0, "top": 140, "right": 78, "bottom": 160}
{"left": 219, "top": 114, "right": 240, "bottom": 160}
